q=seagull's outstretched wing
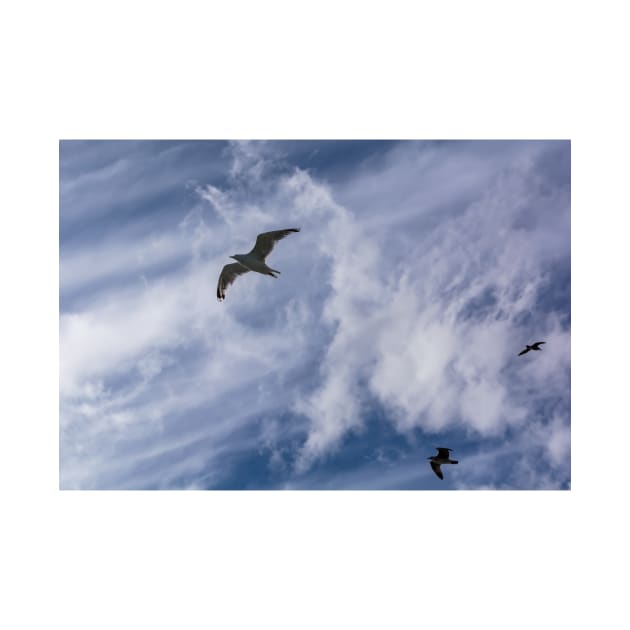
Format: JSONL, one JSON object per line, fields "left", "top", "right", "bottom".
{"left": 430, "top": 462, "right": 444, "bottom": 480}
{"left": 436, "top": 447, "right": 452, "bottom": 458}
{"left": 248, "top": 228, "right": 300, "bottom": 261}
{"left": 533, "top": 341, "right": 546, "bottom": 347}
{"left": 217, "top": 263, "right": 250, "bottom": 302}
{"left": 518, "top": 347, "right": 530, "bottom": 356}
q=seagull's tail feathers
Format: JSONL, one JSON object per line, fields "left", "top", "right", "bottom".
{"left": 450, "top": 460, "right": 459, "bottom": 464}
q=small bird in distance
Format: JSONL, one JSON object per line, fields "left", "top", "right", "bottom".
{"left": 428, "top": 447, "right": 459, "bottom": 480}
{"left": 217, "top": 228, "right": 300, "bottom": 302}
{"left": 518, "top": 341, "right": 546, "bottom": 356}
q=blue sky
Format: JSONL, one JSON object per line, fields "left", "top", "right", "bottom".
{"left": 59, "top": 140, "right": 570, "bottom": 490}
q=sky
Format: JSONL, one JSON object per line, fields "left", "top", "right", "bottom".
{"left": 59, "top": 140, "right": 570, "bottom": 490}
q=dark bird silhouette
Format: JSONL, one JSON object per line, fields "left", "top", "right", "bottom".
{"left": 428, "top": 447, "right": 459, "bottom": 480}
{"left": 217, "top": 228, "right": 300, "bottom": 301}
{"left": 518, "top": 341, "right": 546, "bottom": 356}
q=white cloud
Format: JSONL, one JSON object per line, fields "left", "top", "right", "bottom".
{"left": 60, "top": 160, "right": 321, "bottom": 487}
{"left": 288, "top": 141, "right": 570, "bottom": 472}
{"left": 60, "top": 140, "right": 570, "bottom": 489}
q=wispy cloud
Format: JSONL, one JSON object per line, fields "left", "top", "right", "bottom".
{"left": 60, "top": 140, "right": 570, "bottom": 489}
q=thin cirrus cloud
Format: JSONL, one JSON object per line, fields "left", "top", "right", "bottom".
{"left": 59, "top": 139, "right": 570, "bottom": 490}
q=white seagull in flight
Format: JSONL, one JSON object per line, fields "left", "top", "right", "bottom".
{"left": 428, "top": 447, "right": 459, "bottom": 480}
{"left": 217, "top": 228, "right": 300, "bottom": 301}
{"left": 518, "top": 341, "right": 546, "bottom": 356}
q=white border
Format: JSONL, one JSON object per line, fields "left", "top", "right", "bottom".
{"left": 4, "top": 1, "right": 628, "bottom": 628}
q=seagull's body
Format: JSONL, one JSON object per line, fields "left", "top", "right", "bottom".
{"left": 428, "top": 447, "right": 458, "bottom": 480}
{"left": 518, "top": 341, "right": 546, "bottom": 356}
{"left": 217, "top": 228, "right": 300, "bottom": 301}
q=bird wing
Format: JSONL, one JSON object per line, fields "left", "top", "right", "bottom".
{"left": 518, "top": 347, "right": 530, "bottom": 356}
{"left": 533, "top": 341, "right": 546, "bottom": 347}
{"left": 217, "top": 262, "right": 250, "bottom": 301}
{"left": 436, "top": 447, "right": 452, "bottom": 458}
{"left": 248, "top": 228, "right": 300, "bottom": 261}
{"left": 430, "top": 462, "right": 444, "bottom": 480}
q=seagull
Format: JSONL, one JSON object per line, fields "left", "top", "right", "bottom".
{"left": 518, "top": 341, "right": 546, "bottom": 356}
{"left": 216, "top": 228, "right": 300, "bottom": 301}
{"left": 428, "top": 447, "right": 459, "bottom": 480}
